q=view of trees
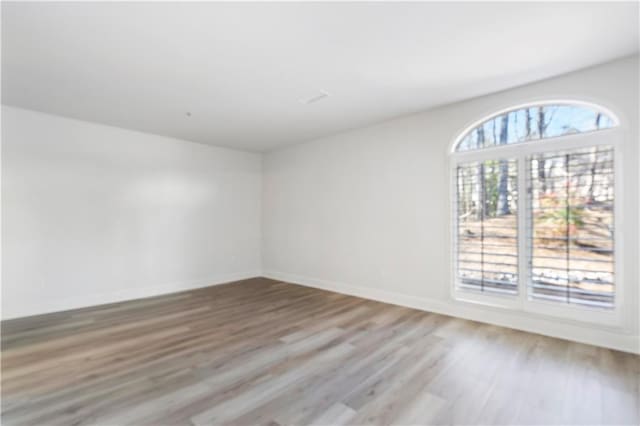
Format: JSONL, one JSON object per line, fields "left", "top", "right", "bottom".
{"left": 457, "top": 159, "right": 518, "bottom": 294}
{"left": 456, "top": 105, "right": 615, "bottom": 308}
{"left": 456, "top": 104, "right": 615, "bottom": 151}
{"left": 529, "top": 146, "right": 614, "bottom": 308}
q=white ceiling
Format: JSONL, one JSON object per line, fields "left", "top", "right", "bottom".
{"left": 2, "top": 2, "right": 638, "bottom": 152}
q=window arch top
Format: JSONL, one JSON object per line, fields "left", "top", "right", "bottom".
{"left": 455, "top": 103, "right": 617, "bottom": 152}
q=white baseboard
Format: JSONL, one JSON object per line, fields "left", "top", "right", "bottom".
{"left": 1, "top": 271, "right": 261, "bottom": 320}
{"left": 263, "top": 270, "right": 639, "bottom": 354}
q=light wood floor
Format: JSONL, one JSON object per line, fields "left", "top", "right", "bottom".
{"left": 2, "top": 278, "right": 638, "bottom": 425}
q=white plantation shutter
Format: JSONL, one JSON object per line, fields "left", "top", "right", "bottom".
{"left": 456, "top": 159, "right": 518, "bottom": 295}
{"left": 526, "top": 146, "right": 615, "bottom": 308}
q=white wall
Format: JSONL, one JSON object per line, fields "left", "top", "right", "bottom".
{"left": 263, "top": 56, "right": 640, "bottom": 353}
{"left": 2, "top": 106, "right": 262, "bottom": 319}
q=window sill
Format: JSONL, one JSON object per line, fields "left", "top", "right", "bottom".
{"left": 452, "top": 287, "right": 623, "bottom": 330}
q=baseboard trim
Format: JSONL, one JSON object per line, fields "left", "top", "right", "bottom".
{"left": 263, "top": 270, "right": 639, "bottom": 354}
{"left": 1, "top": 271, "right": 262, "bottom": 320}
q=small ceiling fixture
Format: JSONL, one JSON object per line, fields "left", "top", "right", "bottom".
{"left": 300, "top": 91, "right": 329, "bottom": 105}
{"left": 186, "top": 112, "right": 192, "bottom": 117}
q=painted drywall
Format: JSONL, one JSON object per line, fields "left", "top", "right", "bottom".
{"left": 2, "top": 106, "right": 262, "bottom": 319}
{"left": 263, "top": 56, "right": 640, "bottom": 353}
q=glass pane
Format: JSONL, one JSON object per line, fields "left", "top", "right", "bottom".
{"left": 456, "top": 104, "right": 615, "bottom": 152}
{"left": 456, "top": 159, "right": 518, "bottom": 295}
{"left": 527, "top": 146, "right": 614, "bottom": 309}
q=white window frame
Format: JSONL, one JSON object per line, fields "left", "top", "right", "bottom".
{"left": 449, "top": 101, "right": 624, "bottom": 327}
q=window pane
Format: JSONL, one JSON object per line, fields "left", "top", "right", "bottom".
{"left": 455, "top": 104, "right": 615, "bottom": 152}
{"left": 456, "top": 159, "right": 518, "bottom": 295}
{"left": 527, "top": 146, "right": 614, "bottom": 309}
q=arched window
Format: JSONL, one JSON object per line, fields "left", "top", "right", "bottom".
{"left": 451, "top": 102, "right": 620, "bottom": 319}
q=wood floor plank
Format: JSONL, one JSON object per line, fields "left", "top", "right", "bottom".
{"left": 2, "top": 277, "right": 638, "bottom": 425}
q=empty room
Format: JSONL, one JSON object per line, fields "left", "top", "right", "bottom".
{"left": 1, "top": 1, "right": 639, "bottom": 425}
